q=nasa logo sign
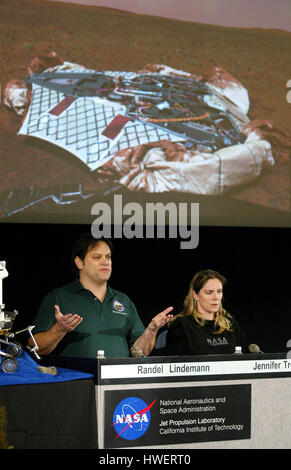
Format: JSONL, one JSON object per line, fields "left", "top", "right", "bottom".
{"left": 112, "top": 397, "right": 156, "bottom": 440}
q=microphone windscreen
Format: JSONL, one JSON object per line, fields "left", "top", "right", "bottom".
{"left": 249, "top": 343, "right": 263, "bottom": 353}
{"left": 131, "top": 346, "right": 145, "bottom": 357}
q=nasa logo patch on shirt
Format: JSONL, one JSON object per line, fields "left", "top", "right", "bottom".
{"left": 112, "top": 299, "right": 127, "bottom": 314}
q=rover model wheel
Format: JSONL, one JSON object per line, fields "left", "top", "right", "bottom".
{"left": 7, "top": 341, "right": 23, "bottom": 358}
{"left": 2, "top": 357, "right": 18, "bottom": 373}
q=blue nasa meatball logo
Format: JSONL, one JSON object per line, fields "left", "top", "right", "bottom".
{"left": 112, "top": 397, "right": 156, "bottom": 440}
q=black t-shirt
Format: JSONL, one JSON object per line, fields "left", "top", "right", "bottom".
{"left": 161, "top": 315, "right": 249, "bottom": 356}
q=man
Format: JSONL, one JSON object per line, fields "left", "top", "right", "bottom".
{"left": 29, "top": 234, "right": 173, "bottom": 358}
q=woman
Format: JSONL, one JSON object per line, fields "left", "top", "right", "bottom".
{"left": 163, "top": 269, "right": 249, "bottom": 356}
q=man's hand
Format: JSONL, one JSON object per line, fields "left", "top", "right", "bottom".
{"left": 131, "top": 306, "right": 173, "bottom": 357}
{"left": 54, "top": 305, "right": 83, "bottom": 332}
{"left": 147, "top": 306, "right": 174, "bottom": 332}
{"left": 29, "top": 306, "right": 83, "bottom": 356}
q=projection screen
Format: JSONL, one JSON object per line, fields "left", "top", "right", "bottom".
{"left": 1, "top": 0, "right": 290, "bottom": 227}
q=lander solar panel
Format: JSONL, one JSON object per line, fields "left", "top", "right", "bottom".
{"left": 18, "top": 75, "right": 184, "bottom": 171}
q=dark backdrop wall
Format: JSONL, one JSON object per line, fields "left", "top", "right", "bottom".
{"left": 1, "top": 222, "right": 290, "bottom": 353}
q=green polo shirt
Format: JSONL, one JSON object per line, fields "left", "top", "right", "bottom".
{"left": 33, "top": 279, "right": 145, "bottom": 358}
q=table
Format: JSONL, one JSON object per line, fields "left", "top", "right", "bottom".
{"left": 0, "top": 352, "right": 97, "bottom": 449}
{"left": 96, "top": 352, "right": 291, "bottom": 449}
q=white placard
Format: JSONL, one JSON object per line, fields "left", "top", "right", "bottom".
{"left": 101, "top": 358, "right": 291, "bottom": 380}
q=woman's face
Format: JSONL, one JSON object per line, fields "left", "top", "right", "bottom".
{"left": 193, "top": 278, "right": 223, "bottom": 318}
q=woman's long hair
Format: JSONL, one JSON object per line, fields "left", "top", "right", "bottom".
{"left": 170, "top": 269, "right": 233, "bottom": 334}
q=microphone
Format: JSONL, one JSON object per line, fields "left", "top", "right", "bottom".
{"left": 249, "top": 343, "right": 263, "bottom": 354}
{"left": 131, "top": 346, "right": 146, "bottom": 357}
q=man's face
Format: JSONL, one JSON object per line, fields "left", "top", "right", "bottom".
{"left": 76, "top": 241, "right": 112, "bottom": 285}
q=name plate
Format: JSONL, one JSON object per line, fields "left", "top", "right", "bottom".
{"left": 100, "top": 357, "right": 291, "bottom": 381}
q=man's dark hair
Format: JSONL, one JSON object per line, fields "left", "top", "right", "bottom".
{"left": 71, "top": 233, "right": 113, "bottom": 277}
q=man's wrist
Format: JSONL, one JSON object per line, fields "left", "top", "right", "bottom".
{"left": 52, "top": 322, "right": 67, "bottom": 336}
{"left": 146, "top": 321, "right": 158, "bottom": 334}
